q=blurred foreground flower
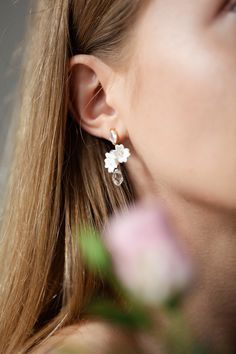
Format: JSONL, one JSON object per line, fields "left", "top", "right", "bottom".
{"left": 102, "top": 199, "right": 193, "bottom": 307}
{"left": 77, "top": 199, "right": 209, "bottom": 354}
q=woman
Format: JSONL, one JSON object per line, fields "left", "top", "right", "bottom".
{"left": 0, "top": 0, "right": 236, "bottom": 352}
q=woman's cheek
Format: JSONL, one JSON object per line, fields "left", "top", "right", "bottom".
{"left": 129, "top": 34, "right": 236, "bottom": 207}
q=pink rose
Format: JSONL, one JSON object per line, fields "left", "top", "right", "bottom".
{"left": 102, "top": 199, "right": 193, "bottom": 306}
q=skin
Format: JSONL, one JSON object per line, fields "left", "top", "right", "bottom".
{"left": 69, "top": 0, "right": 236, "bottom": 352}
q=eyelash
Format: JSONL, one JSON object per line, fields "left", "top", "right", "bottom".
{"left": 224, "top": 0, "right": 236, "bottom": 12}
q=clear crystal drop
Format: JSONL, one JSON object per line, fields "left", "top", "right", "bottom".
{"left": 112, "top": 168, "right": 123, "bottom": 186}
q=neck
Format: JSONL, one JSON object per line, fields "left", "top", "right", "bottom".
{"left": 155, "top": 186, "right": 236, "bottom": 353}
{"left": 126, "top": 151, "right": 236, "bottom": 352}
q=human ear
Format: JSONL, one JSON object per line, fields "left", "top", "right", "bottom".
{"left": 68, "top": 54, "right": 127, "bottom": 141}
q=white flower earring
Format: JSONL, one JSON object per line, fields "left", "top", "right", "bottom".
{"left": 104, "top": 129, "right": 131, "bottom": 186}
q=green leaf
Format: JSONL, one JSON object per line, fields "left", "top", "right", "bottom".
{"left": 78, "top": 226, "right": 111, "bottom": 274}
{"left": 160, "top": 307, "right": 209, "bottom": 354}
{"left": 85, "top": 298, "right": 153, "bottom": 331}
{"left": 163, "top": 291, "right": 183, "bottom": 310}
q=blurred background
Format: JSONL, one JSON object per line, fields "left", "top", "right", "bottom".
{"left": 0, "top": 1, "right": 30, "bottom": 207}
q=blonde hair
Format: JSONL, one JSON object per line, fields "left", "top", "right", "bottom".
{"left": 0, "top": 0, "right": 142, "bottom": 352}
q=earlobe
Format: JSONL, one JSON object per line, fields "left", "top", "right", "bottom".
{"left": 68, "top": 54, "right": 118, "bottom": 139}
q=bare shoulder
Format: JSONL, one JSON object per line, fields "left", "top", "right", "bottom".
{"left": 34, "top": 319, "right": 162, "bottom": 354}
{"left": 34, "top": 320, "right": 114, "bottom": 353}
